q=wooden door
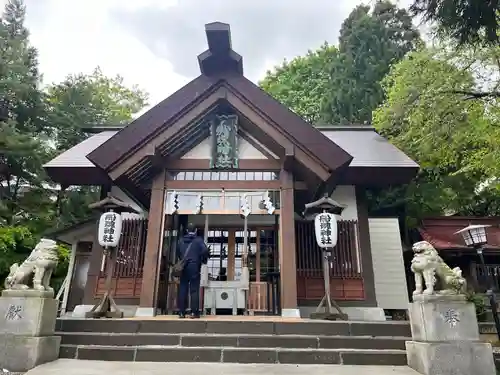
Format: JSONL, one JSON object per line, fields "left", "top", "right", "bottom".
{"left": 67, "top": 242, "right": 92, "bottom": 311}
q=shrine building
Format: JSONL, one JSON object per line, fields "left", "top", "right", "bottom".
{"left": 44, "top": 22, "right": 419, "bottom": 320}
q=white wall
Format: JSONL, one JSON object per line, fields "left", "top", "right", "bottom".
{"left": 368, "top": 218, "right": 409, "bottom": 310}
{"left": 181, "top": 135, "right": 277, "bottom": 160}
{"left": 331, "top": 185, "right": 358, "bottom": 221}
{"left": 110, "top": 186, "right": 146, "bottom": 219}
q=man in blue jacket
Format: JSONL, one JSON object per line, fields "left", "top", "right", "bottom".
{"left": 176, "top": 223, "right": 209, "bottom": 318}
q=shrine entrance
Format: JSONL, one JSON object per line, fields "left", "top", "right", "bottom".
{"left": 159, "top": 197, "right": 281, "bottom": 315}
{"left": 203, "top": 226, "right": 280, "bottom": 315}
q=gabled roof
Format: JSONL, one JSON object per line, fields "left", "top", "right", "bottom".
{"left": 87, "top": 75, "right": 218, "bottom": 171}
{"left": 44, "top": 127, "right": 418, "bottom": 185}
{"left": 86, "top": 23, "right": 353, "bottom": 181}
{"left": 44, "top": 22, "right": 419, "bottom": 192}
{"left": 320, "top": 126, "right": 418, "bottom": 168}
{"left": 45, "top": 131, "right": 115, "bottom": 168}
{"left": 43, "top": 131, "right": 114, "bottom": 185}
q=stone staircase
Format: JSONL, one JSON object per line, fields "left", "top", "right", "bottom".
{"left": 56, "top": 318, "right": 411, "bottom": 365}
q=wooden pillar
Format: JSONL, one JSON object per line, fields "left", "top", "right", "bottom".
{"left": 279, "top": 167, "right": 299, "bottom": 317}
{"left": 137, "top": 170, "right": 167, "bottom": 316}
{"left": 227, "top": 230, "right": 236, "bottom": 280}
{"left": 256, "top": 230, "right": 261, "bottom": 282}
{"left": 355, "top": 186, "right": 377, "bottom": 307}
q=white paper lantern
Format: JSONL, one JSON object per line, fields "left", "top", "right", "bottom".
{"left": 97, "top": 211, "right": 122, "bottom": 248}
{"left": 314, "top": 213, "right": 338, "bottom": 248}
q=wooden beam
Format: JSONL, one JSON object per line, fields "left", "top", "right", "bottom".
{"left": 166, "top": 180, "right": 281, "bottom": 190}
{"left": 166, "top": 158, "right": 280, "bottom": 170}
{"left": 115, "top": 176, "right": 149, "bottom": 209}
{"left": 238, "top": 130, "right": 278, "bottom": 160}
{"left": 149, "top": 146, "right": 164, "bottom": 169}
{"left": 282, "top": 146, "right": 295, "bottom": 172}
{"left": 108, "top": 86, "right": 227, "bottom": 181}
{"left": 225, "top": 90, "right": 331, "bottom": 181}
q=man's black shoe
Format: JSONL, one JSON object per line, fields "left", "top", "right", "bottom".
{"left": 179, "top": 312, "right": 186, "bottom": 319}
{"left": 189, "top": 313, "right": 200, "bottom": 319}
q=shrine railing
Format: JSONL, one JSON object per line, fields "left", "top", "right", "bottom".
{"left": 295, "top": 220, "right": 364, "bottom": 300}
{"left": 95, "top": 218, "right": 147, "bottom": 298}
{"left": 295, "top": 220, "right": 361, "bottom": 278}
{"left": 473, "top": 263, "right": 500, "bottom": 293}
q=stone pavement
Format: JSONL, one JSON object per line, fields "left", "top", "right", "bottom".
{"left": 24, "top": 359, "right": 419, "bottom": 375}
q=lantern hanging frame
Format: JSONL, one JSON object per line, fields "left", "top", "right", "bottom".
{"left": 304, "top": 194, "right": 348, "bottom": 320}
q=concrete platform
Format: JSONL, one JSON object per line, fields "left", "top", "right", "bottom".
{"left": 25, "top": 359, "right": 420, "bottom": 375}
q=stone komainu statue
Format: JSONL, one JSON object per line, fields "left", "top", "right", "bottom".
{"left": 4, "top": 238, "right": 59, "bottom": 293}
{"left": 411, "top": 240, "right": 466, "bottom": 296}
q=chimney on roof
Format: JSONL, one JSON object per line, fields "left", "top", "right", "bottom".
{"left": 198, "top": 22, "right": 243, "bottom": 76}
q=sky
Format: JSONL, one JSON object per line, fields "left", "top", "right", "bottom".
{"left": 3, "top": 0, "right": 412, "bottom": 110}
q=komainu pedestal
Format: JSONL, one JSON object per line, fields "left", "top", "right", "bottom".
{"left": 407, "top": 241, "right": 495, "bottom": 375}
{"left": 406, "top": 295, "right": 495, "bottom": 375}
{"left": 0, "top": 238, "right": 61, "bottom": 372}
{"left": 0, "top": 292, "right": 60, "bottom": 372}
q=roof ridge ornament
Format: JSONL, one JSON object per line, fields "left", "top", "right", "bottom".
{"left": 198, "top": 22, "right": 243, "bottom": 76}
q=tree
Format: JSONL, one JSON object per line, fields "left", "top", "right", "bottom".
{"left": 371, "top": 48, "right": 500, "bottom": 223}
{"left": 322, "top": 1, "right": 421, "bottom": 124}
{"left": 259, "top": 1, "right": 420, "bottom": 125}
{"left": 46, "top": 69, "right": 149, "bottom": 228}
{"left": 0, "top": 0, "right": 149, "bottom": 293}
{"left": 437, "top": 43, "right": 500, "bottom": 99}
{"left": 47, "top": 67, "right": 149, "bottom": 151}
{"left": 0, "top": 0, "right": 51, "bottom": 229}
{"left": 0, "top": 121, "right": 52, "bottom": 229}
{"left": 0, "top": 226, "right": 35, "bottom": 285}
{"left": 259, "top": 43, "right": 338, "bottom": 124}
{"left": 410, "top": 0, "right": 500, "bottom": 46}
{"left": 1, "top": 1, "right": 149, "bottom": 231}
{"left": 0, "top": 0, "right": 45, "bottom": 133}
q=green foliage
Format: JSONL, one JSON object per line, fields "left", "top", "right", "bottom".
{"left": 51, "top": 243, "right": 70, "bottom": 292}
{"left": 259, "top": 43, "right": 338, "bottom": 124}
{"left": 0, "top": 0, "right": 149, "bottom": 295}
{"left": 0, "top": 121, "right": 51, "bottom": 226}
{"left": 322, "top": 1, "right": 421, "bottom": 124}
{"left": 257, "top": 1, "right": 500, "bottom": 226}
{"left": 466, "top": 292, "right": 487, "bottom": 320}
{"left": 0, "top": 0, "right": 51, "bottom": 228}
{"left": 371, "top": 47, "right": 500, "bottom": 221}
{"left": 46, "top": 69, "right": 148, "bottom": 228}
{"left": 55, "top": 187, "right": 100, "bottom": 229}
{"left": 0, "top": 226, "right": 35, "bottom": 282}
{"left": 260, "top": 1, "right": 420, "bottom": 125}
{"left": 0, "top": 226, "right": 69, "bottom": 291}
{"left": 47, "top": 67, "right": 149, "bottom": 151}
{"left": 410, "top": 0, "right": 500, "bottom": 46}
{"left": 0, "top": 0, "right": 148, "bottom": 229}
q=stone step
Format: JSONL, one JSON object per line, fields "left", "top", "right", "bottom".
{"left": 56, "top": 319, "right": 411, "bottom": 337}
{"left": 59, "top": 344, "right": 408, "bottom": 366}
{"left": 58, "top": 332, "right": 408, "bottom": 350}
